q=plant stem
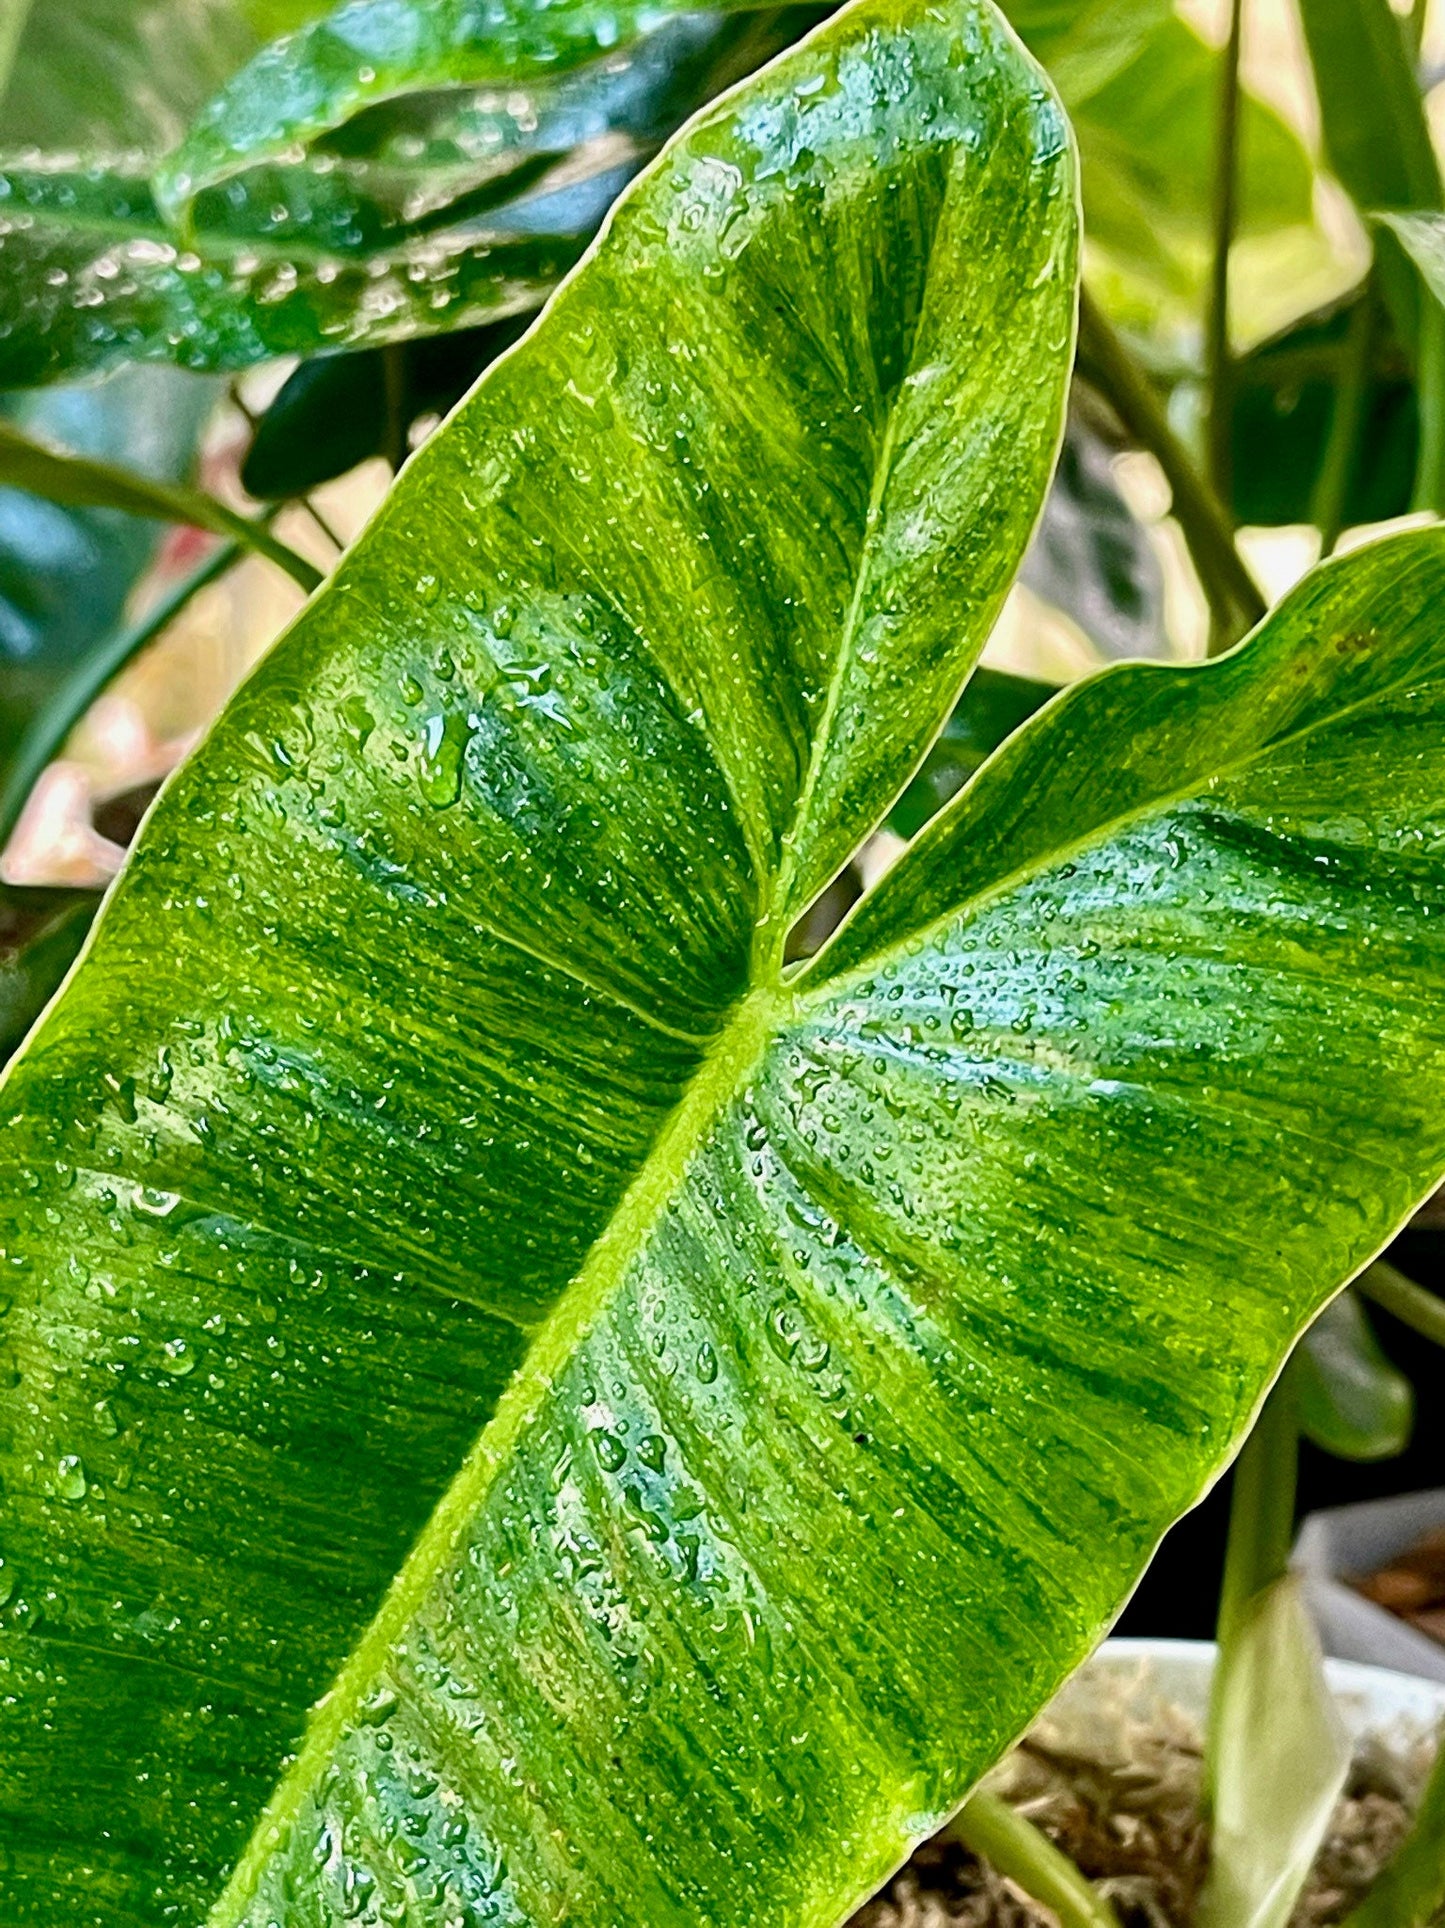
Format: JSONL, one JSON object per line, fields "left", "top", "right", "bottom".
{"left": 1077, "top": 288, "right": 1266, "bottom": 642}
{"left": 1410, "top": 295, "right": 1445, "bottom": 513}
{"left": 1312, "top": 283, "right": 1375, "bottom": 556}
{"left": 1410, "top": 0, "right": 1429, "bottom": 57}
{"left": 0, "top": 540, "right": 242, "bottom": 852}
{"left": 948, "top": 1790, "right": 1124, "bottom": 1928}
{"left": 1357, "top": 1259, "right": 1445, "bottom": 1346}
{"left": 1215, "top": 1370, "right": 1298, "bottom": 1656}
{"left": 1206, "top": 0, "right": 1244, "bottom": 517}
{"left": 1343, "top": 1731, "right": 1445, "bottom": 1928}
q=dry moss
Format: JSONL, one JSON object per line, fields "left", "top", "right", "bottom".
{"left": 848, "top": 1672, "right": 1422, "bottom": 1928}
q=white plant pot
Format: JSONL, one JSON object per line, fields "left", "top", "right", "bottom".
{"left": 1041, "top": 1635, "right": 1445, "bottom": 1781}
{"left": 1293, "top": 1490, "right": 1445, "bottom": 1686}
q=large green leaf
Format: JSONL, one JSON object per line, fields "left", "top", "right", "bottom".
{"left": 0, "top": 1, "right": 1080, "bottom": 1919}
{"left": 6, "top": 5, "right": 1445, "bottom": 1926}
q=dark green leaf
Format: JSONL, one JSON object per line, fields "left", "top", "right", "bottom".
{"left": 0, "top": 158, "right": 588, "bottom": 387}
{"left": 1296, "top": 1290, "right": 1413, "bottom": 1462}
{"left": 888, "top": 668, "right": 1056, "bottom": 839}
{"left": 1020, "top": 408, "right": 1167, "bottom": 658}
{"left": 240, "top": 316, "right": 536, "bottom": 498}
{"left": 1295, "top": 0, "right": 1440, "bottom": 355}
{"left": 0, "top": 11, "right": 820, "bottom": 386}
{"left": 1296, "top": 0, "right": 1438, "bottom": 218}
{"left": 0, "top": 885, "right": 95, "bottom": 1064}
{"left": 152, "top": 0, "right": 781, "bottom": 223}
{"left": 0, "top": 1, "right": 1081, "bottom": 1916}
{"left": 1229, "top": 292, "right": 1417, "bottom": 528}
{"left": 0, "top": 365, "right": 214, "bottom": 790}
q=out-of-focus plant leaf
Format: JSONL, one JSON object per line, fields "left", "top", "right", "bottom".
{"left": 0, "top": 0, "right": 257, "bottom": 153}
{"left": 1296, "top": 0, "right": 1440, "bottom": 352}
{"left": 1230, "top": 292, "right": 1417, "bottom": 527}
{"left": 0, "top": 10, "right": 821, "bottom": 386}
{"left": 1020, "top": 408, "right": 1167, "bottom": 659}
{"left": 999, "top": 0, "right": 1170, "bottom": 107}
{"left": 1382, "top": 213, "right": 1445, "bottom": 316}
{"left": 1075, "top": 16, "right": 1314, "bottom": 310}
{"left": 1296, "top": 0, "right": 1438, "bottom": 218}
{"left": 1296, "top": 1290, "right": 1413, "bottom": 1462}
{"left": 1200, "top": 1575, "right": 1351, "bottom": 1928}
{"left": 0, "top": 158, "right": 590, "bottom": 387}
{"left": 0, "top": 365, "right": 213, "bottom": 786}
{"left": 241, "top": 314, "right": 536, "bottom": 497}
{"left": 0, "top": 416, "right": 319, "bottom": 588}
{"left": 888, "top": 668, "right": 1056, "bottom": 840}
{"left": 0, "top": 885, "right": 94, "bottom": 1064}
{"left": 1343, "top": 1730, "right": 1445, "bottom": 1928}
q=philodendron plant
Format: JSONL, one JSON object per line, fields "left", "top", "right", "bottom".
{"left": 3, "top": 0, "right": 1445, "bottom": 1924}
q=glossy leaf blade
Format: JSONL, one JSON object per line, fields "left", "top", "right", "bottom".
{"left": 222, "top": 523, "right": 1445, "bottom": 1926}
{"left": 0, "top": 160, "right": 588, "bottom": 386}
{"left": 0, "top": 3, "right": 1077, "bottom": 1918}
{"left": 153, "top": 0, "right": 777, "bottom": 221}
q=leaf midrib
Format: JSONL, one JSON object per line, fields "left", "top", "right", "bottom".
{"left": 207, "top": 976, "right": 787, "bottom": 1926}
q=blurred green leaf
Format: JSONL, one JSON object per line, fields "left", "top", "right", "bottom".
{"left": 1230, "top": 292, "right": 1417, "bottom": 527}
{"left": 1076, "top": 16, "right": 1314, "bottom": 311}
{"left": 0, "top": 366, "right": 213, "bottom": 787}
{"left": 1382, "top": 211, "right": 1445, "bottom": 312}
{"left": 1020, "top": 408, "right": 1167, "bottom": 658}
{"left": 1296, "top": 1290, "right": 1413, "bottom": 1462}
{"left": 1201, "top": 1574, "right": 1351, "bottom": 1928}
{"left": 1296, "top": 0, "right": 1440, "bottom": 385}
{"left": 0, "top": 417, "right": 319, "bottom": 588}
{"left": 0, "top": 0, "right": 257, "bottom": 152}
{"left": 888, "top": 668, "right": 1056, "bottom": 840}
{"left": 1296, "top": 0, "right": 1438, "bottom": 219}
{"left": 0, "top": 10, "right": 819, "bottom": 386}
{"left": 999, "top": 0, "right": 1170, "bottom": 106}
